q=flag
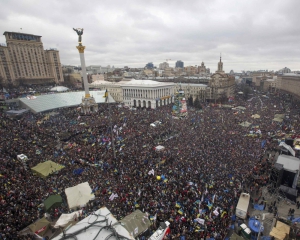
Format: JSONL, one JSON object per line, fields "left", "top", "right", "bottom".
{"left": 178, "top": 209, "right": 184, "bottom": 215}
{"left": 148, "top": 169, "right": 154, "bottom": 175}
{"left": 221, "top": 211, "right": 227, "bottom": 218}
{"left": 213, "top": 209, "right": 219, "bottom": 216}
{"left": 175, "top": 202, "right": 181, "bottom": 208}
{"left": 207, "top": 201, "right": 213, "bottom": 210}
{"left": 103, "top": 89, "right": 108, "bottom": 99}
{"left": 109, "top": 193, "right": 118, "bottom": 201}
{"left": 194, "top": 218, "right": 205, "bottom": 225}
{"left": 212, "top": 194, "right": 216, "bottom": 203}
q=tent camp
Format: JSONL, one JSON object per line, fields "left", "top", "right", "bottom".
{"left": 28, "top": 217, "right": 51, "bottom": 237}
{"left": 119, "top": 210, "right": 151, "bottom": 238}
{"left": 31, "top": 160, "right": 65, "bottom": 178}
{"left": 54, "top": 210, "right": 82, "bottom": 228}
{"left": 155, "top": 145, "right": 165, "bottom": 151}
{"left": 44, "top": 194, "right": 63, "bottom": 212}
{"left": 251, "top": 114, "right": 260, "bottom": 119}
{"left": 65, "top": 182, "right": 95, "bottom": 209}
{"left": 239, "top": 121, "right": 252, "bottom": 127}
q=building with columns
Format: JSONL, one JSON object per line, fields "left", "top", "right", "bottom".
{"left": 120, "top": 79, "right": 174, "bottom": 109}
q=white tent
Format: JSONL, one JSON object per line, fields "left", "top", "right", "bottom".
{"left": 279, "top": 142, "right": 295, "bottom": 157}
{"left": 52, "top": 207, "right": 134, "bottom": 240}
{"left": 54, "top": 210, "right": 82, "bottom": 228}
{"left": 50, "top": 86, "right": 69, "bottom": 92}
{"left": 65, "top": 182, "right": 95, "bottom": 209}
{"left": 155, "top": 145, "right": 165, "bottom": 151}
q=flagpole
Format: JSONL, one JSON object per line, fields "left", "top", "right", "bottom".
{"left": 106, "top": 90, "right": 116, "bottom": 159}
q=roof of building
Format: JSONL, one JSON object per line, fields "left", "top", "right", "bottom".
{"left": 276, "top": 154, "right": 300, "bottom": 173}
{"left": 19, "top": 90, "right": 115, "bottom": 114}
{"left": 3, "top": 31, "right": 42, "bottom": 37}
{"left": 121, "top": 79, "right": 174, "bottom": 87}
{"left": 175, "top": 83, "right": 207, "bottom": 87}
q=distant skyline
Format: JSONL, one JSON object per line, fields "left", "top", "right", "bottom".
{"left": 1, "top": 0, "right": 299, "bottom": 72}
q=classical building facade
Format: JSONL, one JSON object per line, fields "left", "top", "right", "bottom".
{"left": 209, "top": 57, "right": 235, "bottom": 100}
{"left": 276, "top": 74, "right": 300, "bottom": 98}
{"left": 198, "top": 62, "right": 206, "bottom": 74}
{"left": 0, "top": 31, "right": 64, "bottom": 86}
{"left": 121, "top": 79, "right": 174, "bottom": 109}
{"left": 90, "top": 80, "right": 125, "bottom": 102}
{"left": 174, "top": 83, "right": 207, "bottom": 101}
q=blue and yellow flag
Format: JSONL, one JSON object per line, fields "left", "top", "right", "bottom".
{"left": 175, "top": 202, "right": 181, "bottom": 208}
{"left": 178, "top": 209, "right": 184, "bottom": 215}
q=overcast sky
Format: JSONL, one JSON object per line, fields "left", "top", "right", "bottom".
{"left": 1, "top": 0, "right": 299, "bottom": 72}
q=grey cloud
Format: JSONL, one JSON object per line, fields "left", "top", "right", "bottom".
{"left": 0, "top": 0, "right": 299, "bottom": 71}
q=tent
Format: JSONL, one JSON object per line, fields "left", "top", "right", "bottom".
{"left": 269, "top": 221, "right": 290, "bottom": 240}
{"left": 239, "top": 121, "right": 252, "bottom": 127}
{"left": 50, "top": 86, "right": 69, "bottom": 92}
{"left": 54, "top": 210, "right": 82, "bottom": 228}
{"left": 155, "top": 145, "right": 165, "bottom": 151}
{"left": 294, "top": 138, "right": 300, "bottom": 150}
{"left": 52, "top": 207, "right": 134, "bottom": 240}
{"left": 44, "top": 194, "right": 63, "bottom": 212}
{"left": 274, "top": 114, "right": 285, "bottom": 119}
{"left": 273, "top": 118, "right": 283, "bottom": 122}
{"left": 31, "top": 160, "right": 65, "bottom": 178}
{"left": 119, "top": 210, "right": 151, "bottom": 238}
{"left": 279, "top": 142, "right": 295, "bottom": 157}
{"left": 28, "top": 217, "right": 51, "bottom": 237}
{"left": 251, "top": 114, "right": 260, "bottom": 119}
{"left": 65, "top": 182, "right": 95, "bottom": 209}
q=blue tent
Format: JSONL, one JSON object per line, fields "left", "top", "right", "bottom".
{"left": 248, "top": 218, "right": 264, "bottom": 233}
{"left": 292, "top": 217, "right": 300, "bottom": 223}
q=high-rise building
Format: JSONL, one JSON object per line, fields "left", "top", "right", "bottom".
{"left": 0, "top": 31, "right": 64, "bottom": 86}
{"left": 159, "top": 62, "right": 169, "bottom": 70}
{"left": 145, "top": 62, "right": 154, "bottom": 69}
{"left": 175, "top": 60, "right": 184, "bottom": 68}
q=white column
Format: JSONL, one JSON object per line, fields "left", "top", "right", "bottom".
{"left": 79, "top": 52, "right": 89, "bottom": 97}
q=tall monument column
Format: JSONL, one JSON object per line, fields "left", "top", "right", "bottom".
{"left": 73, "top": 28, "right": 98, "bottom": 114}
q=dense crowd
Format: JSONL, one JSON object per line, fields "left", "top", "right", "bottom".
{"left": 0, "top": 89, "right": 299, "bottom": 239}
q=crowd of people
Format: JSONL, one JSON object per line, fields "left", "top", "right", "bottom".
{"left": 0, "top": 88, "right": 299, "bottom": 239}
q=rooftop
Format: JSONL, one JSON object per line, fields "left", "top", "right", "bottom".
{"left": 19, "top": 90, "right": 115, "bottom": 114}
{"left": 121, "top": 79, "right": 174, "bottom": 87}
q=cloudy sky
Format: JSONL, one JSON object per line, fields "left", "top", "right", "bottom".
{"left": 1, "top": 0, "right": 299, "bottom": 72}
